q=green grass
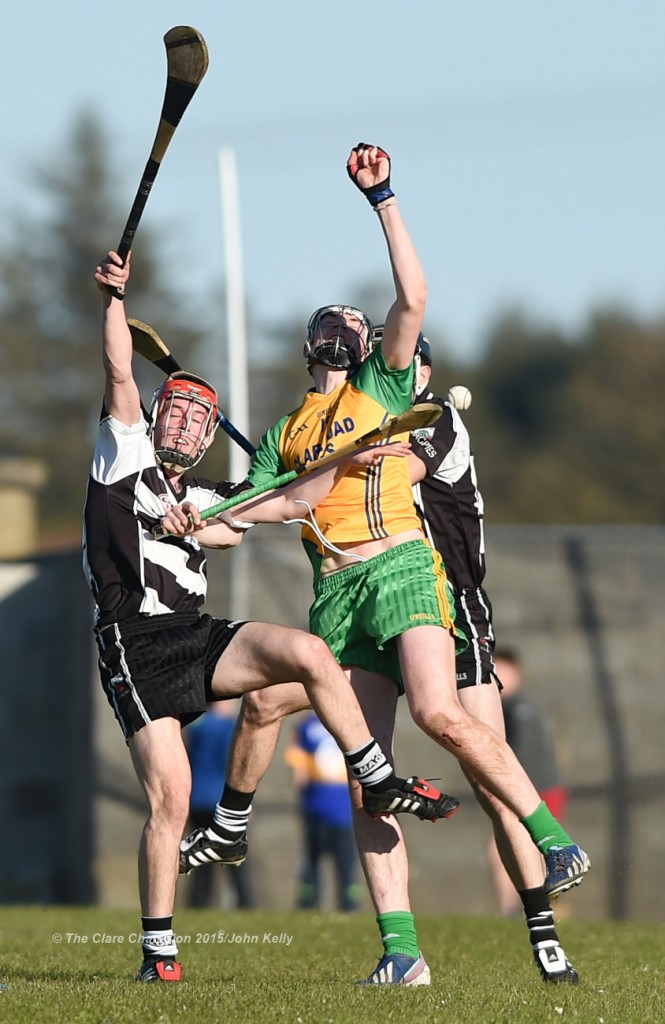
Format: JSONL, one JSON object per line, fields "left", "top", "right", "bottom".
{"left": 0, "top": 907, "right": 663, "bottom": 1024}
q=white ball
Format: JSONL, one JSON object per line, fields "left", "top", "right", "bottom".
{"left": 447, "top": 385, "right": 472, "bottom": 411}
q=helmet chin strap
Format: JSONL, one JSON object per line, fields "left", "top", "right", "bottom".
{"left": 413, "top": 358, "right": 429, "bottom": 400}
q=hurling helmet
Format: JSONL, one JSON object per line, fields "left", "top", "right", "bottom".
{"left": 149, "top": 372, "right": 219, "bottom": 470}
{"left": 304, "top": 305, "right": 374, "bottom": 374}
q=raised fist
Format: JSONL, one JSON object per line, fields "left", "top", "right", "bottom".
{"left": 346, "top": 143, "right": 394, "bottom": 206}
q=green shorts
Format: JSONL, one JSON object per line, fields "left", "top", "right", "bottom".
{"left": 309, "top": 539, "right": 465, "bottom": 694}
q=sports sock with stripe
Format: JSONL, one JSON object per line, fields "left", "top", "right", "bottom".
{"left": 344, "top": 739, "right": 402, "bottom": 793}
{"left": 141, "top": 916, "right": 178, "bottom": 959}
{"left": 519, "top": 886, "right": 560, "bottom": 948}
{"left": 520, "top": 801, "right": 573, "bottom": 853}
{"left": 377, "top": 911, "right": 420, "bottom": 959}
{"left": 209, "top": 784, "right": 254, "bottom": 842}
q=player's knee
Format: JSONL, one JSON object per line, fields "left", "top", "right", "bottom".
{"left": 411, "top": 702, "right": 469, "bottom": 749}
{"left": 147, "top": 783, "right": 190, "bottom": 831}
{"left": 289, "top": 631, "right": 334, "bottom": 681}
{"left": 241, "top": 688, "right": 290, "bottom": 728}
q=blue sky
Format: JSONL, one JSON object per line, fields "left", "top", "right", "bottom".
{"left": 4, "top": 2, "right": 665, "bottom": 360}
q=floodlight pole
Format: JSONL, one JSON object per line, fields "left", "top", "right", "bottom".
{"left": 219, "top": 146, "right": 250, "bottom": 619}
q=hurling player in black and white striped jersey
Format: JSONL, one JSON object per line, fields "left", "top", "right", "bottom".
{"left": 406, "top": 336, "right": 580, "bottom": 984}
{"left": 85, "top": 251, "right": 457, "bottom": 985}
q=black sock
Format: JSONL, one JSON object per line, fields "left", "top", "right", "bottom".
{"left": 519, "top": 886, "right": 560, "bottom": 947}
{"left": 141, "top": 916, "right": 172, "bottom": 932}
{"left": 364, "top": 772, "right": 401, "bottom": 793}
{"left": 220, "top": 784, "right": 255, "bottom": 811}
{"left": 210, "top": 784, "right": 255, "bottom": 841}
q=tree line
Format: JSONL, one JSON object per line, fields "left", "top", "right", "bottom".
{"left": 0, "top": 114, "right": 663, "bottom": 541}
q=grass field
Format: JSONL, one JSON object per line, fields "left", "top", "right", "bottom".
{"left": 1, "top": 907, "right": 663, "bottom": 1024}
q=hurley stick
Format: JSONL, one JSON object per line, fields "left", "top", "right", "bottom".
{"left": 107, "top": 26, "right": 209, "bottom": 298}
{"left": 151, "top": 402, "right": 442, "bottom": 538}
{"left": 128, "top": 318, "right": 256, "bottom": 457}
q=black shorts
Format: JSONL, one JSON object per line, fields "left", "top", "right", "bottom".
{"left": 95, "top": 612, "right": 248, "bottom": 740}
{"left": 453, "top": 587, "right": 500, "bottom": 690}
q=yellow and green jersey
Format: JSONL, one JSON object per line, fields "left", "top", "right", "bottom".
{"left": 248, "top": 348, "right": 422, "bottom": 560}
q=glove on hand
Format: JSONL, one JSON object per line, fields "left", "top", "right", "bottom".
{"left": 347, "top": 143, "right": 394, "bottom": 207}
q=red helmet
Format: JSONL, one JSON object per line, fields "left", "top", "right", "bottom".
{"left": 149, "top": 372, "right": 219, "bottom": 470}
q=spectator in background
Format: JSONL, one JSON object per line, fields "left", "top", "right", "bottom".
{"left": 186, "top": 701, "right": 256, "bottom": 909}
{"left": 285, "top": 713, "right": 361, "bottom": 912}
{"left": 488, "top": 648, "right": 570, "bottom": 917}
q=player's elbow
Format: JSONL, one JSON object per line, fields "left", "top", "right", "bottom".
{"left": 411, "top": 279, "right": 427, "bottom": 313}
{"left": 400, "top": 278, "right": 427, "bottom": 320}
{"left": 103, "top": 359, "right": 133, "bottom": 386}
{"left": 199, "top": 524, "right": 244, "bottom": 549}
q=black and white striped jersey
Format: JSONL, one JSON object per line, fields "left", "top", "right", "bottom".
{"left": 82, "top": 412, "right": 245, "bottom": 630}
{"left": 410, "top": 391, "right": 486, "bottom": 593}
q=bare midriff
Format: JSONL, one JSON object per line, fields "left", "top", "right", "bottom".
{"left": 320, "top": 528, "right": 424, "bottom": 576}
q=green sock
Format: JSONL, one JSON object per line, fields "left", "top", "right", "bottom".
{"left": 377, "top": 911, "right": 419, "bottom": 958}
{"left": 521, "top": 801, "right": 573, "bottom": 854}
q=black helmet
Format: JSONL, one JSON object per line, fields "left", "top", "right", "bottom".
{"left": 415, "top": 334, "right": 432, "bottom": 367}
{"left": 413, "top": 334, "right": 433, "bottom": 398}
{"left": 371, "top": 324, "right": 432, "bottom": 368}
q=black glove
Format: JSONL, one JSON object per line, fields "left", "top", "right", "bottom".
{"left": 347, "top": 143, "right": 394, "bottom": 207}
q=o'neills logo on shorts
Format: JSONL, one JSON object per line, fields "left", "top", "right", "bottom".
{"left": 409, "top": 612, "right": 437, "bottom": 621}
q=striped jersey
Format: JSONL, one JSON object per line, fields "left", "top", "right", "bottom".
{"left": 82, "top": 411, "right": 244, "bottom": 629}
{"left": 247, "top": 348, "right": 422, "bottom": 558}
{"left": 410, "top": 391, "right": 486, "bottom": 592}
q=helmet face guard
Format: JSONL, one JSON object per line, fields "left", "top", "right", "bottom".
{"left": 304, "top": 305, "right": 374, "bottom": 375}
{"left": 149, "top": 372, "right": 219, "bottom": 470}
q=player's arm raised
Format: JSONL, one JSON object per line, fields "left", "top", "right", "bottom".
{"left": 347, "top": 143, "right": 426, "bottom": 369}
{"left": 94, "top": 251, "right": 141, "bottom": 426}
